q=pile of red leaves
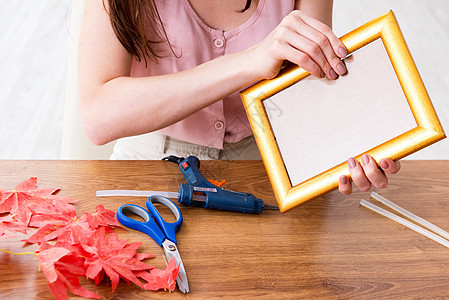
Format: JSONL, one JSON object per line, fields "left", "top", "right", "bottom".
{"left": 0, "top": 178, "right": 179, "bottom": 299}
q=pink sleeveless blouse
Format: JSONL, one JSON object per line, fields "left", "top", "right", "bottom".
{"left": 130, "top": 0, "right": 295, "bottom": 149}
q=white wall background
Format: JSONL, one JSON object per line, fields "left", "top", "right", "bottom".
{"left": 0, "top": 0, "right": 447, "bottom": 159}
{"left": 0, "top": 0, "right": 71, "bottom": 159}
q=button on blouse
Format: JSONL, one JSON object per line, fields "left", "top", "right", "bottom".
{"left": 214, "top": 38, "right": 225, "bottom": 48}
{"left": 214, "top": 121, "right": 225, "bottom": 131}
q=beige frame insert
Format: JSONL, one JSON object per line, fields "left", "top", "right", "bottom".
{"left": 240, "top": 11, "right": 446, "bottom": 212}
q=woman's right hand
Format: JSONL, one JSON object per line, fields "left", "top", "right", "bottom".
{"left": 248, "top": 10, "right": 348, "bottom": 80}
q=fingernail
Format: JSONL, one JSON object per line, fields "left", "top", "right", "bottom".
{"left": 340, "top": 175, "right": 348, "bottom": 185}
{"left": 362, "top": 154, "right": 370, "bottom": 166}
{"left": 380, "top": 159, "right": 389, "bottom": 169}
{"left": 329, "top": 69, "right": 338, "bottom": 79}
{"left": 338, "top": 46, "right": 347, "bottom": 58}
{"left": 348, "top": 157, "right": 357, "bottom": 168}
{"left": 336, "top": 63, "right": 346, "bottom": 75}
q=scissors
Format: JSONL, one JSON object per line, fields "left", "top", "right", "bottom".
{"left": 116, "top": 195, "right": 189, "bottom": 293}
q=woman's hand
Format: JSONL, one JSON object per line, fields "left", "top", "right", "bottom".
{"left": 249, "top": 10, "right": 347, "bottom": 80}
{"left": 339, "top": 155, "right": 401, "bottom": 195}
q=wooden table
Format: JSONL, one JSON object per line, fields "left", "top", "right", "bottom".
{"left": 1, "top": 160, "right": 449, "bottom": 299}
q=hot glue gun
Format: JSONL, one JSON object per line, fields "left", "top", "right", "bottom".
{"left": 162, "top": 155, "right": 278, "bottom": 213}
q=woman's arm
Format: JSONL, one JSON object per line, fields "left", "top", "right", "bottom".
{"left": 79, "top": 0, "right": 347, "bottom": 146}
{"left": 295, "top": 0, "right": 334, "bottom": 26}
{"left": 79, "top": 0, "right": 262, "bottom": 145}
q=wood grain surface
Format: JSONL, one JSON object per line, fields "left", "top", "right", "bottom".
{"left": 1, "top": 160, "right": 449, "bottom": 299}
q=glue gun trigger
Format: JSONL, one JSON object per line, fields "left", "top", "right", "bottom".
{"left": 206, "top": 179, "right": 226, "bottom": 187}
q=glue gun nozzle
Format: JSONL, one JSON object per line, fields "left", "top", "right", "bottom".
{"left": 262, "top": 203, "right": 279, "bottom": 211}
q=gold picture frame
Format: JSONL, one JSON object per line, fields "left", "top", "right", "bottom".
{"left": 240, "top": 11, "right": 446, "bottom": 212}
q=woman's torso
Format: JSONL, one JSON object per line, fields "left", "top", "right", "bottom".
{"left": 130, "top": 0, "right": 295, "bottom": 149}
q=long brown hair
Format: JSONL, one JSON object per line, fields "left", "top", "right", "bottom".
{"left": 104, "top": 0, "right": 253, "bottom": 65}
{"left": 104, "top": 0, "right": 169, "bottom": 65}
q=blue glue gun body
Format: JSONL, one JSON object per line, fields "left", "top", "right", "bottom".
{"left": 174, "top": 156, "right": 263, "bottom": 214}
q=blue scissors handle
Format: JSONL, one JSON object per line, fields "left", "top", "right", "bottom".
{"left": 117, "top": 196, "right": 183, "bottom": 246}
{"left": 146, "top": 195, "right": 183, "bottom": 243}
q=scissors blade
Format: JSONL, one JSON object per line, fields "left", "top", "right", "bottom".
{"left": 162, "top": 240, "right": 189, "bottom": 293}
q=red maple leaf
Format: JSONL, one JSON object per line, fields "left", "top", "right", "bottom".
{"left": 0, "top": 215, "right": 27, "bottom": 239}
{"left": 25, "top": 204, "right": 120, "bottom": 244}
{"left": 79, "top": 227, "right": 155, "bottom": 291}
{"left": 24, "top": 205, "right": 94, "bottom": 244}
{"left": 0, "top": 177, "right": 76, "bottom": 225}
{"left": 135, "top": 257, "right": 179, "bottom": 291}
{"left": 84, "top": 205, "right": 120, "bottom": 229}
{"left": 28, "top": 201, "right": 77, "bottom": 228}
{"left": 37, "top": 243, "right": 101, "bottom": 300}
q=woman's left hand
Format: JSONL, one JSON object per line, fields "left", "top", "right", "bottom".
{"left": 338, "top": 154, "right": 401, "bottom": 195}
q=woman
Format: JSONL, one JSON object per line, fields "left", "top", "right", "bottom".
{"left": 78, "top": 0, "right": 400, "bottom": 195}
